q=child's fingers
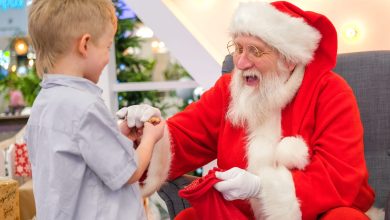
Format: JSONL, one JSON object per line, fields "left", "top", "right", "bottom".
{"left": 118, "top": 119, "right": 131, "bottom": 135}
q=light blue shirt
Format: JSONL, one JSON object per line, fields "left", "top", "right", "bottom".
{"left": 25, "top": 75, "right": 146, "bottom": 220}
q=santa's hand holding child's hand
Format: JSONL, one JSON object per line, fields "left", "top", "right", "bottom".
{"left": 117, "top": 104, "right": 162, "bottom": 146}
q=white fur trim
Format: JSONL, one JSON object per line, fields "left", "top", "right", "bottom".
{"left": 241, "top": 63, "right": 306, "bottom": 219}
{"left": 275, "top": 136, "right": 309, "bottom": 170}
{"left": 250, "top": 166, "right": 301, "bottom": 220}
{"left": 140, "top": 126, "right": 172, "bottom": 197}
{"left": 246, "top": 112, "right": 281, "bottom": 169}
{"left": 365, "top": 206, "right": 385, "bottom": 220}
{"left": 230, "top": 2, "right": 321, "bottom": 64}
{"left": 246, "top": 119, "right": 302, "bottom": 219}
{"left": 276, "top": 64, "right": 305, "bottom": 109}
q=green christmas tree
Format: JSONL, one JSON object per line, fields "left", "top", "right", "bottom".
{"left": 113, "top": 0, "right": 159, "bottom": 108}
{"left": 0, "top": 38, "right": 41, "bottom": 108}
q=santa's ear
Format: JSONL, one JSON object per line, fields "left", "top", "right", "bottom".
{"left": 77, "top": 34, "right": 91, "bottom": 57}
{"left": 287, "top": 62, "right": 296, "bottom": 72}
{"left": 282, "top": 58, "right": 296, "bottom": 72}
{"left": 280, "top": 56, "right": 296, "bottom": 72}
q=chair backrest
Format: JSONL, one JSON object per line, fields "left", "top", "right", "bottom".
{"left": 333, "top": 51, "right": 390, "bottom": 208}
{"left": 222, "top": 54, "right": 234, "bottom": 74}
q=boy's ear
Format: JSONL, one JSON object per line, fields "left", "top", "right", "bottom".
{"left": 78, "top": 34, "right": 91, "bottom": 57}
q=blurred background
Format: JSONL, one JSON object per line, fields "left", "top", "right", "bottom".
{"left": 0, "top": 1, "right": 388, "bottom": 218}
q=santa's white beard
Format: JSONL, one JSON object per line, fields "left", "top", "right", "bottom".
{"left": 227, "top": 61, "right": 292, "bottom": 128}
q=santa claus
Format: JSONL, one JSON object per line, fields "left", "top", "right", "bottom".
{"left": 117, "top": 1, "right": 380, "bottom": 219}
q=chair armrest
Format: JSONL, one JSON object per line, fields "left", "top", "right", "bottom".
{"left": 157, "top": 175, "right": 198, "bottom": 219}
{"left": 386, "top": 192, "right": 390, "bottom": 220}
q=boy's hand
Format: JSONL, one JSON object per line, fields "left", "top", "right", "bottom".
{"left": 142, "top": 119, "right": 165, "bottom": 144}
{"left": 118, "top": 119, "right": 142, "bottom": 143}
{"left": 118, "top": 119, "right": 131, "bottom": 136}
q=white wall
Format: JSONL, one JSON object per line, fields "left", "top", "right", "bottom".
{"left": 167, "top": 0, "right": 390, "bottom": 62}
{"left": 124, "top": 0, "right": 221, "bottom": 90}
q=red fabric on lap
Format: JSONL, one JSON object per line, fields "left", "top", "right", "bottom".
{"left": 175, "top": 207, "right": 197, "bottom": 220}
{"left": 319, "top": 207, "right": 370, "bottom": 220}
{"left": 178, "top": 168, "right": 249, "bottom": 220}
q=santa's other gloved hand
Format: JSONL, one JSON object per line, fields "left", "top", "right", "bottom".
{"left": 214, "top": 167, "right": 261, "bottom": 201}
{"left": 116, "top": 104, "right": 161, "bottom": 128}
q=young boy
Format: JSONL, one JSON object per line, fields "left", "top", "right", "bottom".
{"left": 25, "top": 1, "right": 164, "bottom": 219}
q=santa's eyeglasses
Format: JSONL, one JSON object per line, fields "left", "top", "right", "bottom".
{"left": 227, "top": 41, "right": 271, "bottom": 61}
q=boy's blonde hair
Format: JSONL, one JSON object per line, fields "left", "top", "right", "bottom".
{"left": 28, "top": 0, "right": 117, "bottom": 76}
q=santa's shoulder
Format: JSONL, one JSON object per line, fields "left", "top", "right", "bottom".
{"left": 317, "top": 71, "right": 355, "bottom": 95}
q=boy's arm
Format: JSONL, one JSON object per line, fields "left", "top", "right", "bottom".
{"left": 126, "top": 120, "right": 165, "bottom": 184}
{"left": 77, "top": 102, "right": 138, "bottom": 191}
{"left": 127, "top": 136, "right": 155, "bottom": 184}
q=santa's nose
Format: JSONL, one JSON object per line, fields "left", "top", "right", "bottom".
{"left": 235, "top": 53, "right": 254, "bottom": 70}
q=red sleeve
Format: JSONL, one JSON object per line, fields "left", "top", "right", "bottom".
{"left": 167, "top": 75, "right": 231, "bottom": 180}
{"left": 292, "top": 75, "right": 375, "bottom": 219}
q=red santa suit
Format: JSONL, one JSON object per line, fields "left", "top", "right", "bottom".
{"left": 139, "top": 1, "right": 375, "bottom": 219}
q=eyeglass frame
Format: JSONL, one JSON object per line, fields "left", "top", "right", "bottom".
{"left": 227, "top": 40, "right": 272, "bottom": 61}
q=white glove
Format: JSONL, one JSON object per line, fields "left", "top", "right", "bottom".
{"left": 214, "top": 167, "right": 261, "bottom": 201}
{"left": 116, "top": 104, "right": 161, "bottom": 128}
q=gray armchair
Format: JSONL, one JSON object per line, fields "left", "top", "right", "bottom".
{"left": 157, "top": 51, "right": 390, "bottom": 219}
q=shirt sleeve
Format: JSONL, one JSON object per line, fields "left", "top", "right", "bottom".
{"left": 75, "top": 100, "right": 138, "bottom": 191}
{"left": 167, "top": 75, "right": 230, "bottom": 179}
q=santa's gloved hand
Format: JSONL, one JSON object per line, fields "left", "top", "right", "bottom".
{"left": 214, "top": 167, "right": 261, "bottom": 201}
{"left": 116, "top": 104, "right": 161, "bottom": 128}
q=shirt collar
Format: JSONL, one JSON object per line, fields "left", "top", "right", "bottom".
{"left": 40, "top": 74, "right": 103, "bottom": 96}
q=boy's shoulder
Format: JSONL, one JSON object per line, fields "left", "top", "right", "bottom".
{"left": 29, "top": 80, "right": 106, "bottom": 133}
{"left": 41, "top": 75, "right": 102, "bottom": 106}
{"left": 46, "top": 82, "right": 99, "bottom": 107}
{"left": 32, "top": 76, "right": 105, "bottom": 122}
